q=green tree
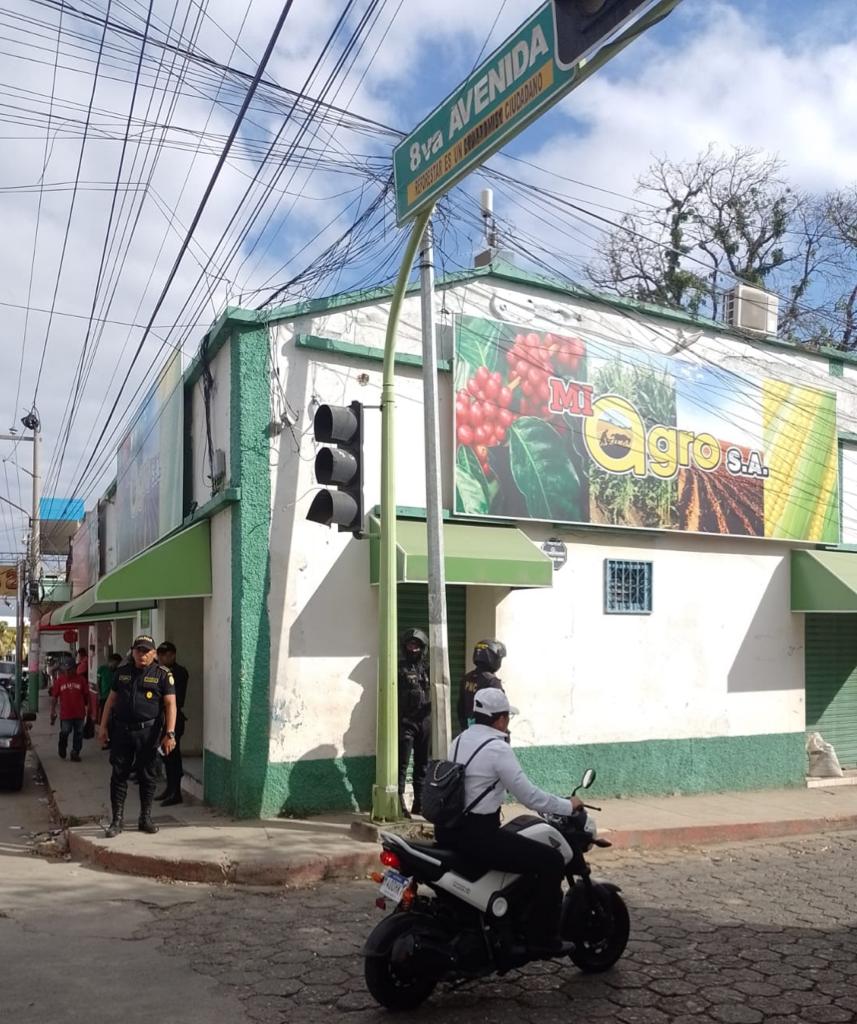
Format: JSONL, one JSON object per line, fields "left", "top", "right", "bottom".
{"left": 587, "top": 147, "right": 840, "bottom": 342}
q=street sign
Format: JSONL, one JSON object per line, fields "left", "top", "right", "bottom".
{"left": 393, "top": 0, "right": 680, "bottom": 225}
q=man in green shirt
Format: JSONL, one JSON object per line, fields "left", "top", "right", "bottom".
{"left": 97, "top": 653, "right": 122, "bottom": 724}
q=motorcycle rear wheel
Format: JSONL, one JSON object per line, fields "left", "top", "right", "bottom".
{"left": 568, "top": 887, "right": 630, "bottom": 973}
{"left": 364, "top": 949, "right": 437, "bottom": 1011}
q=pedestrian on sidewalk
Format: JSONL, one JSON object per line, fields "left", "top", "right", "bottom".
{"left": 397, "top": 628, "right": 431, "bottom": 819}
{"left": 97, "top": 635, "right": 178, "bottom": 838}
{"left": 50, "top": 655, "right": 90, "bottom": 762}
{"left": 458, "top": 640, "right": 506, "bottom": 732}
{"left": 155, "top": 641, "right": 188, "bottom": 806}
{"left": 96, "top": 653, "right": 121, "bottom": 724}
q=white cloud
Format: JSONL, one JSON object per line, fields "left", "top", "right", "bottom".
{"left": 0, "top": 0, "right": 855, "bottom": 554}
{"left": 526, "top": 1, "right": 857, "bottom": 197}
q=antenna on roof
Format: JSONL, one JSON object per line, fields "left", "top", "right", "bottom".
{"left": 475, "top": 188, "right": 498, "bottom": 268}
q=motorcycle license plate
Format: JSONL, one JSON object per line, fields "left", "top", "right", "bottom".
{"left": 379, "top": 869, "right": 410, "bottom": 904}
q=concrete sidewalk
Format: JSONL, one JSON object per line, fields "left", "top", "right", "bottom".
{"left": 28, "top": 715, "right": 380, "bottom": 886}
{"left": 28, "top": 714, "right": 857, "bottom": 887}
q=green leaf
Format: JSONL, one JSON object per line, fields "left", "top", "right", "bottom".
{"left": 455, "top": 445, "right": 491, "bottom": 515}
{"left": 456, "top": 316, "right": 502, "bottom": 375}
{"left": 508, "top": 418, "right": 582, "bottom": 522}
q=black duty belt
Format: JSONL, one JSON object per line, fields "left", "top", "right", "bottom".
{"left": 116, "top": 717, "right": 158, "bottom": 732}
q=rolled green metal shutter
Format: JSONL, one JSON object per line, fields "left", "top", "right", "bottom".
{"left": 397, "top": 583, "right": 467, "bottom": 731}
{"left": 805, "top": 613, "right": 857, "bottom": 768}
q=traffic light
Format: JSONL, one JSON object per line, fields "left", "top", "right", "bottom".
{"left": 553, "top": 0, "right": 653, "bottom": 68}
{"left": 306, "top": 401, "right": 364, "bottom": 534}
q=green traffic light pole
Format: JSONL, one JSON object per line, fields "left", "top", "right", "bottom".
{"left": 373, "top": 205, "right": 434, "bottom": 822}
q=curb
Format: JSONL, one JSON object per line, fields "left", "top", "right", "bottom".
{"left": 67, "top": 829, "right": 382, "bottom": 887}
{"left": 603, "top": 814, "right": 857, "bottom": 850}
{"left": 62, "top": 812, "right": 857, "bottom": 886}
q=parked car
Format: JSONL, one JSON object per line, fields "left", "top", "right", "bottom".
{"left": 0, "top": 661, "right": 28, "bottom": 703}
{"left": 0, "top": 686, "right": 34, "bottom": 791}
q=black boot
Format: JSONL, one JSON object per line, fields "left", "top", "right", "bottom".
{"left": 138, "top": 786, "right": 159, "bottom": 834}
{"left": 398, "top": 792, "right": 411, "bottom": 819}
{"left": 411, "top": 786, "right": 423, "bottom": 817}
{"left": 526, "top": 902, "right": 573, "bottom": 959}
{"left": 154, "top": 788, "right": 170, "bottom": 801}
{"left": 105, "top": 779, "right": 127, "bottom": 838}
{"left": 161, "top": 792, "right": 183, "bottom": 807}
{"left": 105, "top": 777, "right": 127, "bottom": 837}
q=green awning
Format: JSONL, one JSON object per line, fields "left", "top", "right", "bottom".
{"left": 54, "top": 593, "right": 154, "bottom": 626}
{"left": 95, "top": 520, "right": 212, "bottom": 602}
{"left": 369, "top": 516, "right": 552, "bottom": 588}
{"left": 49, "top": 522, "right": 212, "bottom": 625}
{"left": 792, "top": 549, "right": 857, "bottom": 612}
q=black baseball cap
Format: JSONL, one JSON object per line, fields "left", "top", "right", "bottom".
{"left": 157, "top": 641, "right": 176, "bottom": 653}
{"left": 132, "top": 634, "right": 156, "bottom": 651}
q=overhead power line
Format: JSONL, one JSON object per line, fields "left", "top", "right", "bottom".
{"left": 68, "top": 0, "right": 298, "bottom": 501}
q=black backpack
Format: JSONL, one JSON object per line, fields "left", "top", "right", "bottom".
{"left": 421, "top": 735, "right": 502, "bottom": 832}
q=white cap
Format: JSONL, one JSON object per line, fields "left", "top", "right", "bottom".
{"left": 473, "top": 688, "right": 518, "bottom": 717}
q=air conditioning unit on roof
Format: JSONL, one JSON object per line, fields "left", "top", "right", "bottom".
{"left": 724, "top": 284, "right": 779, "bottom": 336}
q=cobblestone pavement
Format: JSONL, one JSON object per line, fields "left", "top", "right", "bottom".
{"left": 157, "top": 831, "right": 857, "bottom": 1024}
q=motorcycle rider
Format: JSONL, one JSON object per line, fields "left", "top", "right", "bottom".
{"left": 458, "top": 639, "right": 505, "bottom": 732}
{"left": 438, "top": 687, "right": 583, "bottom": 959}
{"left": 397, "top": 628, "right": 431, "bottom": 818}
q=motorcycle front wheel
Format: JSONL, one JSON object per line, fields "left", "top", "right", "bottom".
{"left": 565, "top": 885, "right": 630, "bottom": 973}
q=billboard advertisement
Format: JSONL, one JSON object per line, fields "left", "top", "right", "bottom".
{"left": 70, "top": 511, "right": 98, "bottom": 597}
{"left": 454, "top": 316, "right": 839, "bottom": 543}
{"left": 116, "top": 353, "right": 183, "bottom": 564}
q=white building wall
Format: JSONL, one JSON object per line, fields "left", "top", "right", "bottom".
{"left": 497, "top": 528, "right": 802, "bottom": 753}
{"left": 264, "top": 276, "right": 857, "bottom": 768}
{"left": 190, "top": 340, "right": 231, "bottom": 507}
{"left": 103, "top": 493, "right": 119, "bottom": 573}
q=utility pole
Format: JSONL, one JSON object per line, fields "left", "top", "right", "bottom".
{"left": 1, "top": 411, "right": 42, "bottom": 712}
{"left": 418, "top": 221, "right": 452, "bottom": 757}
{"left": 14, "top": 557, "right": 24, "bottom": 710}
{"left": 374, "top": 206, "right": 433, "bottom": 822}
{"left": 24, "top": 411, "right": 42, "bottom": 709}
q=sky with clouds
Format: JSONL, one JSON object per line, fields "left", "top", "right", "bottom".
{"left": 0, "top": 0, "right": 855, "bottom": 557}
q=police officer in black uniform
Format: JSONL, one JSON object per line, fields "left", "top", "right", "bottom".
{"left": 397, "top": 628, "right": 431, "bottom": 819}
{"left": 155, "top": 641, "right": 189, "bottom": 806}
{"left": 98, "top": 634, "right": 178, "bottom": 838}
{"left": 458, "top": 639, "right": 506, "bottom": 732}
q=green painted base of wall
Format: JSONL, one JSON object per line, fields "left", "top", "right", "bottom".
{"left": 203, "top": 749, "right": 232, "bottom": 809}
{"left": 261, "top": 732, "right": 806, "bottom": 816}
{"left": 261, "top": 755, "right": 376, "bottom": 818}
{"left": 517, "top": 732, "right": 806, "bottom": 798}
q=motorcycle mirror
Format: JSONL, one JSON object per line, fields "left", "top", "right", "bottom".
{"left": 580, "top": 768, "right": 596, "bottom": 789}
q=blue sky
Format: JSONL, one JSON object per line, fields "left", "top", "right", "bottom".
{"left": 0, "top": 0, "right": 855, "bottom": 553}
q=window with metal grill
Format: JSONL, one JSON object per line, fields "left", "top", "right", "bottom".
{"left": 604, "top": 559, "right": 652, "bottom": 614}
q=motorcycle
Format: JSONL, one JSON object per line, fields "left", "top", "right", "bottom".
{"left": 363, "top": 768, "right": 629, "bottom": 1010}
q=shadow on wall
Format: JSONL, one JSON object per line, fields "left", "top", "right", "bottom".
{"left": 274, "top": 656, "right": 376, "bottom": 816}
{"left": 727, "top": 557, "right": 802, "bottom": 693}
{"left": 265, "top": 344, "right": 377, "bottom": 816}
{"left": 287, "top": 541, "right": 371, "bottom": 657}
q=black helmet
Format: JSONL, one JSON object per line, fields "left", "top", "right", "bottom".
{"left": 473, "top": 639, "right": 506, "bottom": 673}
{"left": 400, "top": 628, "right": 428, "bottom": 656}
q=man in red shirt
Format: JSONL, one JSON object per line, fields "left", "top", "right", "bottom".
{"left": 50, "top": 655, "right": 90, "bottom": 762}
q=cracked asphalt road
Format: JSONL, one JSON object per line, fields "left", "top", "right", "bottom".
{"left": 5, "top": 759, "right": 857, "bottom": 1023}
{"left": 0, "top": 753, "right": 249, "bottom": 1024}
{"left": 157, "top": 830, "right": 857, "bottom": 1024}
